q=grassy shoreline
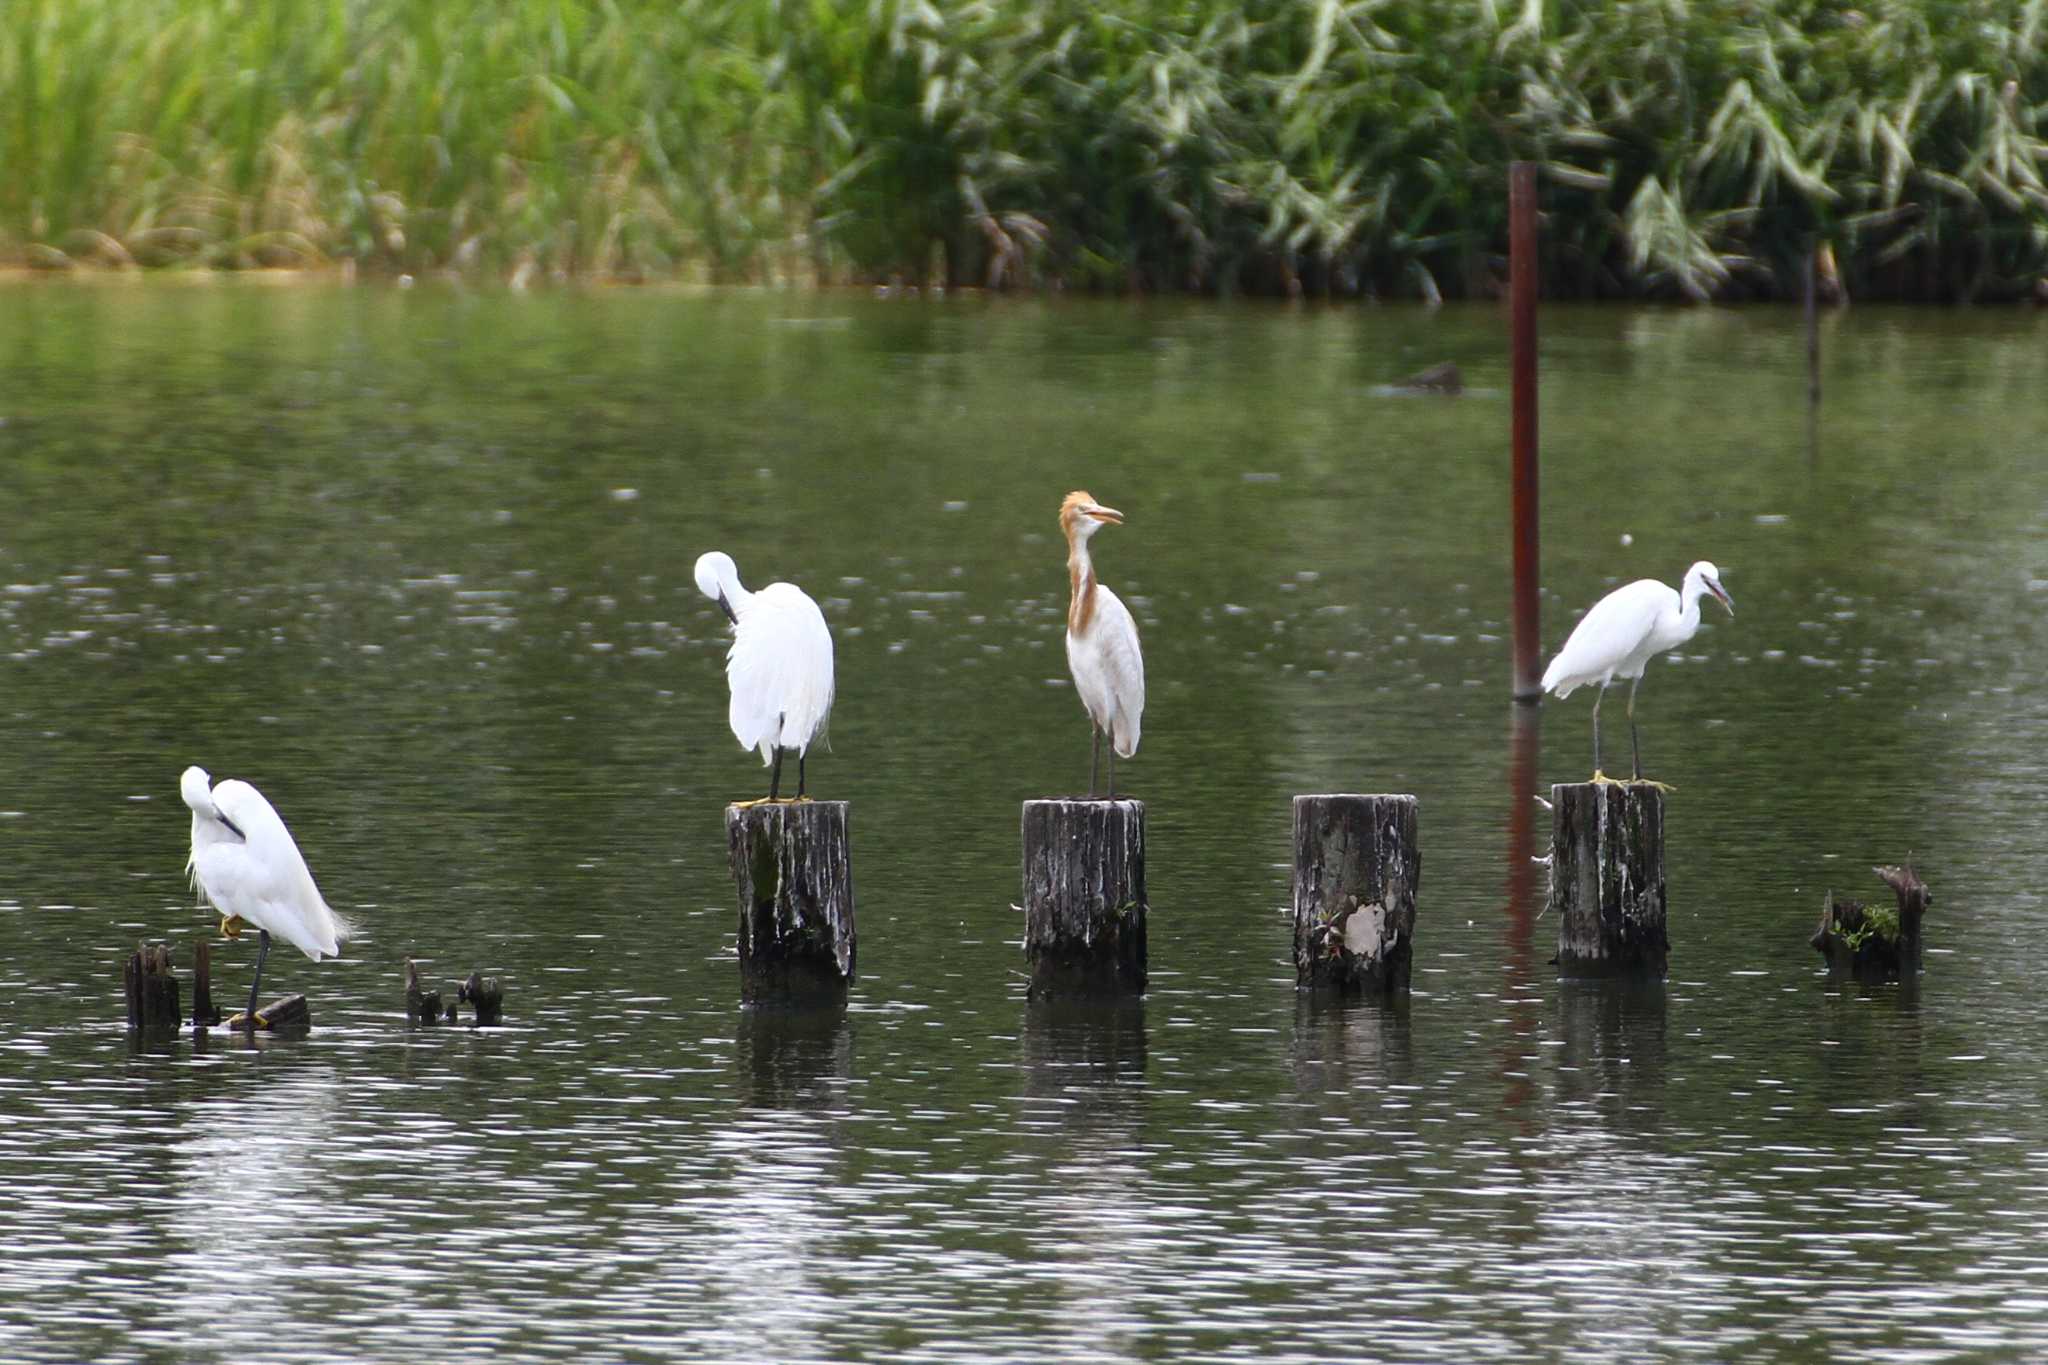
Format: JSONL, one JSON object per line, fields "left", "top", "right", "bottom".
{"left": 4, "top": 0, "right": 2044, "bottom": 301}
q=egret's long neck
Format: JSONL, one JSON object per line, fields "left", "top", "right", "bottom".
{"left": 1673, "top": 577, "right": 1705, "bottom": 637}
{"left": 721, "top": 572, "right": 756, "bottom": 619}
{"left": 1066, "top": 529, "right": 1098, "bottom": 636}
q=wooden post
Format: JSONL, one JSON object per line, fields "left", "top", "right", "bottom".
{"left": 1509, "top": 160, "right": 1542, "bottom": 703}
{"left": 1292, "top": 795, "right": 1419, "bottom": 998}
{"left": 1549, "top": 782, "right": 1667, "bottom": 978}
{"left": 1812, "top": 863, "right": 1931, "bottom": 984}
{"left": 727, "top": 801, "right": 857, "bottom": 1006}
{"left": 123, "top": 943, "right": 182, "bottom": 1032}
{"left": 192, "top": 940, "right": 222, "bottom": 1027}
{"left": 459, "top": 972, "right": 504, "bottom": 1026}
{"left": 405, "top": 959, "right": 443, "bottom": 1023}
{"left": 1022, "top": 799, "right": 1146, "bottom": 1000}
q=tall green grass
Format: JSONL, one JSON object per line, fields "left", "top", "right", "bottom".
{"left": 3, "top": 0, "right": 2043, "bottom": 299}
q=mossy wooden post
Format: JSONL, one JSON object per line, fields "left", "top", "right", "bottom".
{"left": 1292, "top": 794, "right": 1420, "bottom": 998}
{"left": 727, "top": 801, "right": 856, "bottom": 1006}
{"left": 1812, "top": 864, "right": 1931, "bottom": 984}
{"left": 1021, "top": 799, "right": 1146, "bottom": 1000}
{"left": 405, "top": 959, "right": 443, "bottom": 1024}
{"left": 123, "top": 943, "right": 181, "bottom": 1032}
{"left": 1550, "top": 781, "right": 1668, "bottom": 978}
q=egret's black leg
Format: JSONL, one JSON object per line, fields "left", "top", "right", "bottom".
{"left": 797, "top": 752, "right": 808, "bottom": 800}
{"left": 245, "top": 928, "right": 271, "bottom": 1032}
{"left": 1627, "top": 676, "right": 1644, "bottom": 781}
{"left": 1089, "top": 726, "right": 1102, "bottom": 798}
{"left": 1106, "top": 743, "right": 1116, "bottom": 801}
{"left": 769, "top": 747, "right": 784, "bottom": 801}
{"left": 1591, "top": 684, "right": 1606, "bottom": 778}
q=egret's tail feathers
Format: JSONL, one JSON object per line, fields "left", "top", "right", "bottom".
{"left": 1113, "top": 720, "right": 1140, "bottom": 759}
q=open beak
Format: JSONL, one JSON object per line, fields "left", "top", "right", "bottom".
{"left": 716, "top": 591, "right": 737, "bottom": 625}
{"left": 1087, "top": 504, "right": 1124, "bottom": 525}
{"left": 1708, "top": 579, "right": 1734, "bottom": 616}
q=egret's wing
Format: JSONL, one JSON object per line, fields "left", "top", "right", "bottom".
{"left": 205, "top": 780, "right": 346, "bottom": 960}
{"left": 729, "top": 584, "right": 835, "bottom": 758}
{"left": 1542, "top": 578, "right": 1670, "bottom": 695}
{"left": 1091, "top": 587, "right": 1145, "bottom": 757}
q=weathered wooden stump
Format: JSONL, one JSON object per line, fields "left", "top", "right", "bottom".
{"left": 228, "top": 994, "right": 310, "bottom": 1034}
{"left": 405, "top": 959, "right": 443, "bottom": 1024}
{"left": 1550, "top": 781, "right": 1668, "bottom": 978}
{"left": 192, "top": 940, "right": 223, "bottom": 1028}
{"left": 1813, "top": 863, "right": 1932, "bottom": 985}
{"left": 1292, "top": 794, "right": 1420, "bottom": 998}
{"left": 1022, "top": 799, "right": 1147, "bottom": 1000}
{"left": 459, "top": 971, "right": 504, "bottom": 1026}
{"left": 123, "top": 943, "right": 182, "bottom": 1032}
{"left": 1393, "top": 361, "right": 1463, "bottom": 394}
{"left": 727, "top": 801, "right": 857, "bottom": 1006}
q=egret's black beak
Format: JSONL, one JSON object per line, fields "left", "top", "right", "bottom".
{"left": 716, "top": 591, "right": 737, "bottom": 625}
{"left": 217, "top": 811, "right": 245, "bottom": 840}
{"left": 1709, "top": 580, "right": 1735, "bottom": 616}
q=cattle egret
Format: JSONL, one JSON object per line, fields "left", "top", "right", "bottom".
{"left": 1542, "top": 561, "right": 1734, "bottom": 781}
{"left": 695, "top": 550, "right": 835, "bottom": 802}
{"left": 181, "top": 766, "right": 352, "bottom": 1031}
{"left": 1060, "top": 491, "right": 1145, "bottom": 797}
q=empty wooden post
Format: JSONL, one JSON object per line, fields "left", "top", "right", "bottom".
{"left": 1293, "top": 795, "right": 1420, "bottom": 998}
{"left": 192, "top": 940, "right": 222, "bottom": 1027}
{"left": 123, "top": 943, "right": 182, "bottom": 1032}
{"left": 1550, "top": 781, "right": 1668, "bottom": 978}
{"left": 727, "top": 801, "right": 857, "bottom": 1006}
{"left": 1022, "top": 799, "right": 1147, "bottom": 1000}
{"left": 1812, "top": 863, "right": 1931, "bottom": 985}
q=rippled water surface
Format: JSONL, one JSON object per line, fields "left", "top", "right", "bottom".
{"left": 2, "top": 282, "right": 2045, "bottom": 1362}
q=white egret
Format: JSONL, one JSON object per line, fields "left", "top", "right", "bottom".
{"left": 694, "top": 550, "right": 835, "bottom": 802}
{"left": 1060, "top": 490, "right": 1145, "bottom": 797}
{"left": 1542, "top": 560, "right": 1734, "bottom": 782}
{"left": 180, "top": 765, "right": 352, "bottom": 1030}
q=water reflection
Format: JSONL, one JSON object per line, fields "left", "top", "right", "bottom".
{"left": 1289, "top": 995, "right": 1414, "bottom": 1094}
{"left": 1018, "top": 999, "right": 1147, "bottom": 1123}
{"left": 736, "top": 1006, "right": 852, "bottom": 1111}
{"left": 1554, "top": 979, "right": 1670, "bottom": 1129}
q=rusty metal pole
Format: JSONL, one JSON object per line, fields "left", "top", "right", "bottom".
{"left": 1509, "top": 162, "right": 1541, "bottom": 703}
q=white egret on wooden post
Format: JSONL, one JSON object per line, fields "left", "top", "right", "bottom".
{"left": 694, "top": 550, "right": 836, "bottom": 803}
{"left": 1060, "top": 491, "right": 1145, "bottom": 798}
{"left": 180, "top": 766, "right": 352, "bottom": 1030}
{"left": 1541, "top": 561, "right": 1733, "bottom": 782}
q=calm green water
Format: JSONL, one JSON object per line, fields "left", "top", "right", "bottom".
{"left": 2, "top": 281, "right": 2045, "bottom": 1362}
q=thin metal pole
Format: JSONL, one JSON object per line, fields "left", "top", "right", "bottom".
{"left": 1509, "top": 162, "right": 1541, "bottom": 703}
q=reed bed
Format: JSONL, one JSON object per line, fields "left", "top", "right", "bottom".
{"left": 3, "top": 0, "right": 2043, "bottom": 299}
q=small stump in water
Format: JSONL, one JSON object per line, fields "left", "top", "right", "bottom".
{"left": 123, "top": 943, "right": 182, "bottom": 1032}
{"left": 1022, "top": 799, "right": 1147, "bottom": 1000}
{"left": 1813, "top": 864, "right": 1932, "bottom": 984}
{"left": 1550, "top": 781, "right": 1668, "bottom": 979}
{"left": 1292, "top": 795, "right": 1420, "bottom": 998}
{"left": 459, "top": 972, "right": 504, "bottom": 1026}
{"left": 227, "top": 994, "right": 311, "bottom": 1035}
{"left": 405, "top": 959, "right": 443, "bottom": 1024}
{"left": 192, "top": 941, "right": 223, "bottom": 1028}
{"left": 727, "top": 800, "right": 857, "bottom": 1006}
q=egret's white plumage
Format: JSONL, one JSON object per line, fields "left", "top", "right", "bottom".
{"left": 1542, "top": 560, "right": 1734, "bottom": 779}
{"left": 695, "top": 550, "right": 835, "bottom": 799}
{"left": 182, "top": 766, "right": 350, "bottom": 961}
{"left": 1060, "top": 490, "right": 1144, "bottom": 795}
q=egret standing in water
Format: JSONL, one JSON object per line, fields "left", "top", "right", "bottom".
{"left": 1542, "top": 560, "right": 1734, "bottom": 782}
{"left": 1060, "top": 491, "right": 1145, "bottom": 797}
{"left": 695, "top": 550, "right": 835, "bottom": 802}
{"left": 181, "top": 766, "right": 352, "bottom": 1031}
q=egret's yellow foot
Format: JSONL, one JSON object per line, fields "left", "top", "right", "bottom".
{"left": 219, "top": 914, "right": 248, "bottom": 940}
{"left": 1589, "top": 770, "right": 1620, "bottom": 786}
{"left": 732, "top": 796, "right": 797, "bottom": 810}
{"left": 224, "top": 1010, "right": 271, "bottom": 1030}
{"left": 1632, "top": 778, "right": 1678, "bottom": 793}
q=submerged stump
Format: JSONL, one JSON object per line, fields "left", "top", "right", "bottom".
{"left": 1022, "top": 799, "right": 1147, "bottom": 1000}
{"left": 1292, "top": 794, "right": 1420, "bottom": 998}
{"left": 1550, "top": 781, "right": 1668, "bottom": 979}
{"left": 1812, "top": 863, "right": 1931, "bottom": 985}
{"left": 405, "top": 959, "right": 443, "bottom": 1024}
{"left": 123, "top": 943, "right": 182, "bottom": 1032}
{"left": 459, "top": 972, "right": 505, "bottom": 1026}
{"left": 727, "top": 800, "right": 857, "bottom": 1006}
{"left": 228, "top": 994, "right": 310, "bottom": 1034}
